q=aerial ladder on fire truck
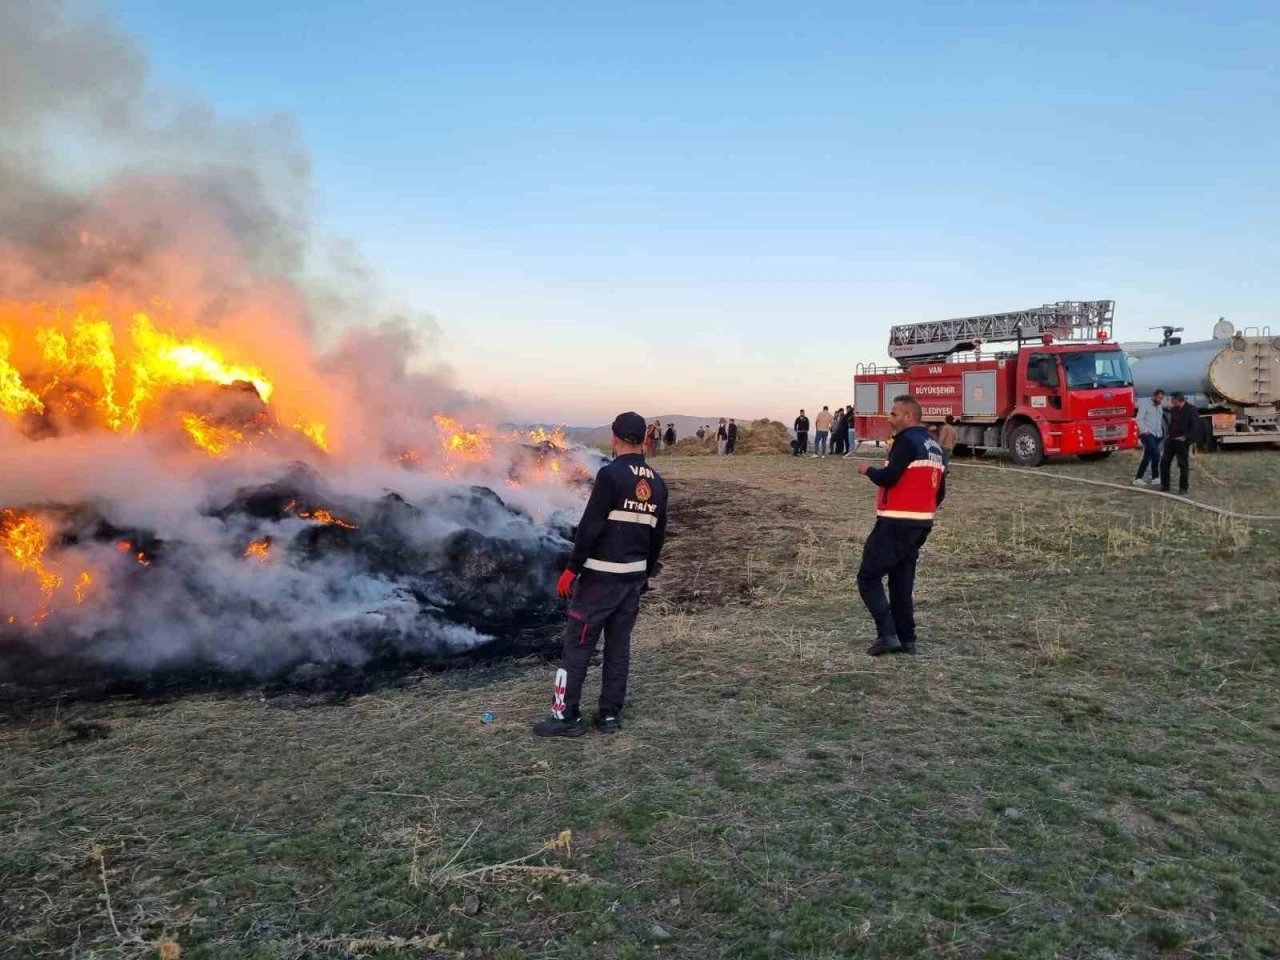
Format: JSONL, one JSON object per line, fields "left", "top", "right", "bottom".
{"left": 888, "top": 300, "right": 1115, "bottom": 367}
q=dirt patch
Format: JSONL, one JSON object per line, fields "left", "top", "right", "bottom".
{"left": 657, "top": 478, "right": 819, "bottom": 611}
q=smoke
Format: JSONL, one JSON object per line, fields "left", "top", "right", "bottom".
{"left": 0, "top": 1, "right": 596, "bottom": 690}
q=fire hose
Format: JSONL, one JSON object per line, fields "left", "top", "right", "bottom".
{"left": 942, "top": 459, "right": 1280, "bottom": 523}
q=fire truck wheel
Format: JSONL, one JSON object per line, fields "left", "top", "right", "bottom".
{"left": 1077, "top": 452, "right": 1112, "bottom": 462}
{"left": 1008, "top": 424, "right": 1044, "bottom": 467}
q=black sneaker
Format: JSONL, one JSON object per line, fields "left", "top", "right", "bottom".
{"left": 597, "top": 715, "right": 621, "bottom": 734}
{"left": 532, "top": 716, "right": 587, "bottom": 738}
{"left": 867, "top": 635, "right": 902, "bottom": 656}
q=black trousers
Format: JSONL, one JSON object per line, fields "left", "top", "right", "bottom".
{"left": 794, "top": 432, "right": 808, "bottom": 455}
{"left": 1160, "top": 438, "right": 1190, "bottom": 492}
{"left": 857, "top": 519, "right": 931, "bottom": 644}
{"left": 553, "top": 574, "right": 644, "bottom": 720}
{"left": 831, "top": 431, "right": 846, "bottom": 456}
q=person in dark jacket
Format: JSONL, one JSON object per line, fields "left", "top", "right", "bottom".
{"left": 830, "top": 407, "right": 847, "bottom": 456}
{"left": 854, "top": 395, "right": 946, "bottom": 656}
{"left": 726, "top": 419, "right": 738, "bottom": 454}
{"left": 843, "top": 407, "right": 857, "bottom": 458}
{"left": 1160, "top": 392, "right": 1198, "bottom": 495}
{"left": 663, "top": 423, "right": 676, "bottom": 448}
{"left": 793, "top": 410, "right": 810, "bottom": 456}
{"left": 534, "top": 412, "right": 669, "bottom": 738}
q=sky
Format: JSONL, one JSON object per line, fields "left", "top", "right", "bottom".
{"left": 106, "top": 0, "right": 1279, "bottom": 425}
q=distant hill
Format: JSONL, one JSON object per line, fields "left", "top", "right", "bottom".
{"left": 565, "top": 415, "right": 734, "bottom": 449}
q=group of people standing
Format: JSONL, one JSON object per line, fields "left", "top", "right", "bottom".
{"left": 695, "top": 419, "right": 739, "bottom": 455}
{"left": 1133, "top": 390, "right": 1198, "bottom": 494}
{"left": 533, "top": 395, "right": 949, "bottom": 738}
{"left": 643, "top": 420, "right": 677, "bottom": 456}
{"left": 793, "top": 406, "right": 856, "bottom": 458}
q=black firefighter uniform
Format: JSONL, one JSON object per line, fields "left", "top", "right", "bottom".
{"left": 550, "top": 451, "right": 668, "bottom": 724}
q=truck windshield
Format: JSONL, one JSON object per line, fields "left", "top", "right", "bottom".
{"left": 1061, "top": 350, "right": 1133, "bottom": 389}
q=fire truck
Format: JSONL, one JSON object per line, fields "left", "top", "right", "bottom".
{"left": 853, "top": 300, "right": 1139, "bottom": 467}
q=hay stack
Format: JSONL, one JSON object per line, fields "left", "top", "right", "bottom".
{"left": 668, "top": 436, "right": 716, "bottom": 456}
{"left": 735, "top": 419, "right": 792, "bottom": 455}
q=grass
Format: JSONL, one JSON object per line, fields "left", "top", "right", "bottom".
{"left": 1, "top": 448, "right": 1278, "bottom": 958}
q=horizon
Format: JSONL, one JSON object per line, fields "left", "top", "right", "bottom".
{"left": 62, "top": 1, "right": 1280, "bottom": 423}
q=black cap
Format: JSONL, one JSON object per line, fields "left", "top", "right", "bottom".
{"left": 611, "top": 411, "right": 647, "bottom": 443}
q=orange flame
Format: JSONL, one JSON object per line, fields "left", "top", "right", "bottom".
{"left": 0, "top": 509, "right": 94, "bottom": 624}
{"left": 292, "top": 418, "right": 329, "bottom": 452}
{"left": 0, "top": 333, "right": 45, "bottom": 417}
{"left": 433, "top": 414, "right": 491, "bottom": 462}
{"left": 0, "top": 299, "right": 328, "bottom": 455}
{"left": 129, "top": 313, "right": 273, "bottom": 418}
{"left": 0, "top": 509, "right": 63, "bottom": 601}
{"left": 181, "top": 413, "right": 245, "bottom": 456}
{"left": 527, "top": 426, "right": 569, "bottom": 451}
{"left": 298, "top": 508, "right": 357, "bottom": 530}
{"left": 244, "top": 539, "right": 270, "bottom": 563}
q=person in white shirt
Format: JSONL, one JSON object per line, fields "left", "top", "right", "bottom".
{"left": 813, "top": 406, "right": 833, "bottom": 458}
{"left": 1134, "top": 389, "right": 1165, "bottom": 486}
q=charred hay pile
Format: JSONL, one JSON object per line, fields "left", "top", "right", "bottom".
{"left": 0, "top": 462, "right": 578, "bottom": 698}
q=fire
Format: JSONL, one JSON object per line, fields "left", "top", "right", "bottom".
{"left": 0, "top": 509, "right": 63, "bottom": 601}
{"left": 244, "top": 539, "right": 271, "bottom": 562}
{"left": 115, "top": 539, "right": 150, "bottom": 566}
{"left": 298, "top": 508, "right": 357, "bottom": 530}
{"left": 293, "top": 417, "right": 329, "bottom": 452}
{"left": 0, "top": 509, "right": 96, "bottom": 624}
{"left": 0, "top": 333, "right": 45, "bottom": 417}
{"left": 0, "top": 298, "right": 328, "bottom": 455}
{"left": 527, "top": 426, "right": 569, "bottom": 451}
{"left": 433, "top": 414, "right": 491, "bottom": 462}
{"left": 181, "top": 413, "right": 245, "bottom": 456}
{"left": 129, "top": 313, "right": 273, "bottom": 413}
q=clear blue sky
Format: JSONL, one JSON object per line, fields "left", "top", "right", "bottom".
{"left": 109, "top": 0, "right": 1279, "bottom": 425}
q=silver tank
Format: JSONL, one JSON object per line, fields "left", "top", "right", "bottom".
{"left": 1126, "top": 334, "right": 1279, "bottom": 408}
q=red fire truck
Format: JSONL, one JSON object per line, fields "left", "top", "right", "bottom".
{"left": 853, "top": 300, "right": 1139, "bottom": 467}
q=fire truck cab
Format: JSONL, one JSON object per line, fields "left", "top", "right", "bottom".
{"left": 853, "top": 301, "right": 1139, "bottom": 467}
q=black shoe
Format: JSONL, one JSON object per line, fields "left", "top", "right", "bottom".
{"left": 1159, "top": 486, "right": 1171, "bottom": 493}
{"left": 596, "top": 715, "right": 621, "bottom": 734}
{"left": 867, "top": 635, "right": 902, "bottom": 656}
{"left": 896, "top": 643, "right": 917, "bottom": 655}
{"left": 532, "top": 716, "right": 587, "bottom": 738}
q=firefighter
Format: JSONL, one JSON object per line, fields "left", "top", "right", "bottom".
{"left": 533, "top": 412, "right": 669, "bottom": 737}
{"left": 854, "top": 394, "right": 946, "bottom": 656}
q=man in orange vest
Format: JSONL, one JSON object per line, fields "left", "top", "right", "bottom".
{"left": 855, "top": 395, "right": 946, "bottom": 655}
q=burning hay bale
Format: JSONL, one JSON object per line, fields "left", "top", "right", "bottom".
{"left": 0, "top": 465, "right": 578, "bottom": 693}
{"left": 0, "top": 1, "right": 611, "bottom": 698}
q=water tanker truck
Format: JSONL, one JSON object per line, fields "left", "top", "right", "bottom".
{"left": 1124, "top": 320, "right": 1279, "bottom": 449}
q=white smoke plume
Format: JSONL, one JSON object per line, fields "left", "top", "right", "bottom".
{"left": 0, "top": 1, "right": 600, "bottom": 690}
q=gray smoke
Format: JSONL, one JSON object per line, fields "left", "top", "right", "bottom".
{"left": 0, "top": 0, "right": 596, "bottom": 690}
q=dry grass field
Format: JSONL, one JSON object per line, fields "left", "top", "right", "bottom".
{"left": 2, "top": 448, "right": 1277, "bottom": 959}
